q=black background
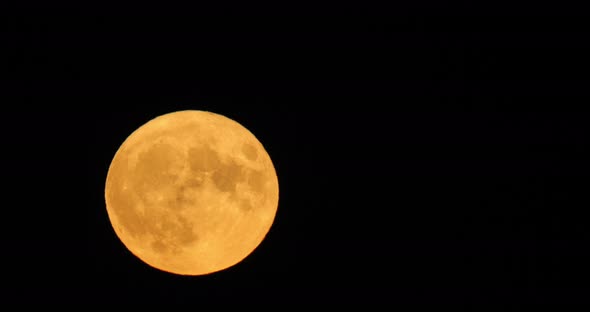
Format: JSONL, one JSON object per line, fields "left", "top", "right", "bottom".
{"left": 4, "top": 1, "right": 590, "bottom": 305}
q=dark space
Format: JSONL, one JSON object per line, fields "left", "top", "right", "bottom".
{"left": 4, "top": 1, "right": 589, "bottom": 305}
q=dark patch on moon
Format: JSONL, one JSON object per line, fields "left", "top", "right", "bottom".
{"left": 168, "top": 176, "right": 205, "bottom": 209}
{"left": 247, "top": 169, "right": 266, "bottom": 193}
{"left": 132, "top": 141, "right": 183, "bottom": 200}
{"left": 187, "top": 145, "right": 221, "bottom": 173}
{"left": 211, "top": 160, "right": 244, "bottom": 193}
{"left": 169, "top": 185, "right": 193, "bottom": 210}
{"left": 175, "top": 215, "right": 198, "bottom": 245}
{"left": 151, "top": 240, "right": 168, "bottom": 254}
{"left": 242, "top": 142, "right": 258, "bottom": 161}
{"left": 184, "top": 177, "right": 203, "bottom": 188}
{"left": 240, "top": 198, "right": 253, "bottom": 212}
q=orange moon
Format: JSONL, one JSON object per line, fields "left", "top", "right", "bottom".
{"left": 104, "top": 110, "right": 279, "bottom": 275}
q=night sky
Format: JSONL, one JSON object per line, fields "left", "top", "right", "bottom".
{"left": 6, "top": 2, "right": 589, "bottom": 305}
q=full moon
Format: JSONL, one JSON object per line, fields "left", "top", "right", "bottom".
{"left": 104, "top": 110, "right": 279, "bottom": 276}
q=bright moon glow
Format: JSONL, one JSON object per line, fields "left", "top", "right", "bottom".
{"left": 104, "top": 110, "right": 279, "bottom": 276}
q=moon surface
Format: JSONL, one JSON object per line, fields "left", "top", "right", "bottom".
{"left": 104, "top": 110, "right": 279, "bottom": 275}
